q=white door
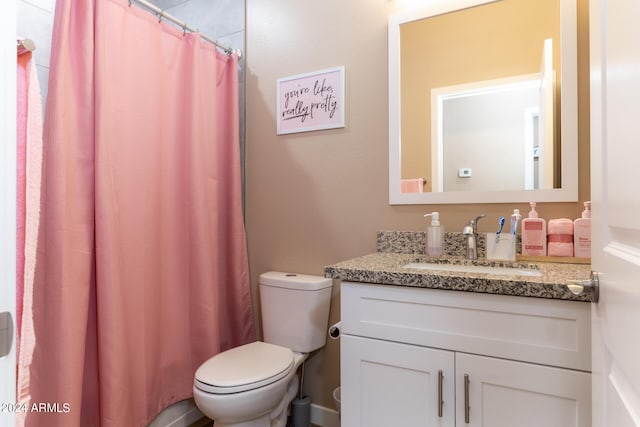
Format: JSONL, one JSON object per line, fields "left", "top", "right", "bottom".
{"left": 456, "top": 353, "right": 591, "bottom": 427}
{"left": 0, "top": 0, "right": 17, "bottom": 425}
{"left": 341, "top": 335, "right": 455, "bottom": 427}
{"left": 590, "top": 0, "right": 640, "bottom": 425}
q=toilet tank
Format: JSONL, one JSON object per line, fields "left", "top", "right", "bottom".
{"left": 259, "top": 271, "right": 333, "bottom": 353}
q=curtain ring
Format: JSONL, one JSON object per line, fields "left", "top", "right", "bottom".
{"left": 182, "top": 24, "right": 188, "bottom": 36}
{"left": 157, "top": 10, "right": 163, "bottom": 23}
{"left": 128, "top": 0, "right": 132, "bottom": 6}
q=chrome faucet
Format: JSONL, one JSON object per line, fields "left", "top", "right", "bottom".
{"left": 462, "top": 214, "right": 485, "bottom": 260}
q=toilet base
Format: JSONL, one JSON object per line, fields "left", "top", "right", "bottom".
{"left": 194, "top": 372, "right": 298, "bottom": 427}
{"left": 212, "top": 413, "right": 273, "bottom": 427}
{"left": 200, "top": 393, "right": 289, "bottom": 427}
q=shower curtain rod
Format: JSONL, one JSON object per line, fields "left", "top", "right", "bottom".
{"left": 130, "top": 0, "right": 242, "bottom": 58}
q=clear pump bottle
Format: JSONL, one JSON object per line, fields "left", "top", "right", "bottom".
{"left": 424, "top": 212, "right": 444, "bottom": 257}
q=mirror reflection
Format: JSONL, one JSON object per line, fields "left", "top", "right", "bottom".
{"left": 389, "top": 0, "right": 578, "bottom": 204}
{"left": 434, "top": 65, "right": 552, "bottom": 192}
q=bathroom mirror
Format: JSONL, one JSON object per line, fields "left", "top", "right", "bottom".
{"left": 388, "top": 0, "right": 578, "bottom": 204}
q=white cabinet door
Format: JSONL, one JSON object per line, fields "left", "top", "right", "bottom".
{"left": 341, "top": 335, "right": 455, "bottom": 427}
{"left": 590, "top": 0, "right": 640, "bottom": 425}
{"left": 456, "top": 353, "right": 591, "bottom": 427}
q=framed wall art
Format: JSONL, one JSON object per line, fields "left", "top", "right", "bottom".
{"left": 276, "top": 66, "right": 345, "bottom": 135}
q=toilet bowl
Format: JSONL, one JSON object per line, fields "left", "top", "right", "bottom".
{"left": 194, "top": 342, "right": 307, "bottom": 427}
{"left": 193, "top": 272, "right": 333, "bottom": 427}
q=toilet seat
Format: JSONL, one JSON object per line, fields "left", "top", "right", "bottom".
{"left": 194, "top": 341, "right": 295, "bottom": 395}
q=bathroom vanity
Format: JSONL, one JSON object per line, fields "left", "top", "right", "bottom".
{"left": 325, "top": 244, "right": 593, "bottom": 427}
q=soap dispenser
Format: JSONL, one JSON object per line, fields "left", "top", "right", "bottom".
{"left": 574, "top": 201, "right": 591, "bottom": 258}
{"left": 521, "top": 202, "right": 547, "bottom": 256}
{"left": 424, "top": 212, "right": 444, "bottom": 257}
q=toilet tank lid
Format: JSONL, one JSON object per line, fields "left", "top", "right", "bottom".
{"left": 259, "top": 271, "right": 333, "bottom": 291}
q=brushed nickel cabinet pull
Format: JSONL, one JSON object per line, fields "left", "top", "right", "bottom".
{"left": 464, "top": 374, "right": 470, "bottom": 424}
{"left": 437, "top": 369, "right": 444, "bottom": 418}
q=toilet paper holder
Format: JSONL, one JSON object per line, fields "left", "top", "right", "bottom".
{"left": 328, "top": 321, "right": 341, "bottom": 340}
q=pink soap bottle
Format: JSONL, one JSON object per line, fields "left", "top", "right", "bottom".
{"left": 521, "top": 202, "right": 547, "bottom": 256}
{"left": 574, "top": 201, "right": 591, "bottom": 258}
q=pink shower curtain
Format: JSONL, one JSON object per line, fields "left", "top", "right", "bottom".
{"left": 25, "top": 0, "right": 255, "bottom": 426}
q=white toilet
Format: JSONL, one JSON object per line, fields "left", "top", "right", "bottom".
{"left": 193, "top": 271, "right": 333, "bottom": 427}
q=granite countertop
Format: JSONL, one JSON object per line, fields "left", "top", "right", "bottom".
{"left": 324, "top": 252, "right": 593, "bottom": 302}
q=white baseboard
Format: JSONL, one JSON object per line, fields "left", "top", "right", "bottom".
{"left": 310, "top": 403, "right": 340, "bottom": 427}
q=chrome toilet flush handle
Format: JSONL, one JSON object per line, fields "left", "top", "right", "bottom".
{"left": 566, "top": 271, "right": 599, "bottom": 303}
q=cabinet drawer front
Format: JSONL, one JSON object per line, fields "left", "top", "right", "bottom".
{"left": 341, "top": 282, "right": 591, "bottom": 371}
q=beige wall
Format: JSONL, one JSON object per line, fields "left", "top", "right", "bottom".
{"left": 246, "top": 0, "right": 590, "bottom": 409}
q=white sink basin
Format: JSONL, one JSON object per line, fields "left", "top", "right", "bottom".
{"left": 403, "top": 262, "right": 542, "bottom": 277}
